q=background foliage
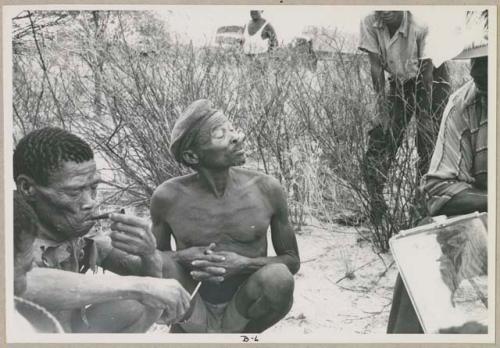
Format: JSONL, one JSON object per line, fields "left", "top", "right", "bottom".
{"left": 12, "top": 10, "right": 470, "bottom": 252}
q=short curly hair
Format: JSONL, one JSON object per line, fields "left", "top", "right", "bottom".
{"left": 14, "top": 127, "right": 94, "bottom": 186}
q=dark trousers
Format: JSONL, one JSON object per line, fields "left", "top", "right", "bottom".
{"left": 387, "top": 274, "right": 424, "bottom": 333}
{"left": 362, "top": 64, "right": 451, "bottom": 222}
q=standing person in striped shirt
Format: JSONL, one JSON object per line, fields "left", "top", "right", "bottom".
{"left": 387, "top": 10, "right": 488, "bottom": 333}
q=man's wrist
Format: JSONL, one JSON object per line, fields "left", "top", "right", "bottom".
{"left": 171, "top": 249, "right": 185, "bottom": 265}
{"left": 240, "top": 256, "right": 264, "bottom": 274}
{"left": 140, "top": 250, "right": 163, "bottom": 277}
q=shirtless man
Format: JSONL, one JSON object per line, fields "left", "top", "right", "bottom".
{"left": 151, "top": 99, "right": 300, "bottom": 333}
{"left": 14, "top": 127, "right": 190, "bottom": 333}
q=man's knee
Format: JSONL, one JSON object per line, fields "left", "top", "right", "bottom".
{"left": 255, "top": 264, "right": 294, "bottom": 301}
{"left": 72, "top": 300, "right": 161, "bottom": 333}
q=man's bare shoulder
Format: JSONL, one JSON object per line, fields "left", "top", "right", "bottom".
{"left": 232, "top": 167, "right": 282, "bottom": 194}
{"left": 152, "top": 173, "right": 198, "bottom": 204}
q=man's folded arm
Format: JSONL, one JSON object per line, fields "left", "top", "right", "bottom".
{"left": 427, "top": 183, "right": 487, "bottom": 216}
{"left": 24, "top": 268, "right": 150, "bottom": 310}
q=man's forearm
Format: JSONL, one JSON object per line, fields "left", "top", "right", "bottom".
{"left": 264, "top": 25, "right": 278, "bottom": 50}
{"left": 437, "top": 188, "right": 487, "bottom": 216}
{"left": 140, "top": 251, "right": 163, "bottom": 277}
{"left": 24, "top": 268, "right": 147, "bottom": 310}
{"left": 368, "top": 53, "right": 385, "bottom": 97}
{"left": 158, "top": 250, "right": 189, "bottom": 277}
{"left": 161, "top": 250, "right": 184, "bottom": 267}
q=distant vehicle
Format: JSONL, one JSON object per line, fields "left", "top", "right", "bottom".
{"left": 215, "top": 25, "right": 244, "bottom": 48}
{"left": 290, "top": 36, "right": 313, "bottom": 53}
{"left": 289, "top": 36, "right": 318, "bottom": 71}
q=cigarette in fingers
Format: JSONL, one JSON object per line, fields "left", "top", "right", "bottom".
{"left": 190, "top": 281, "right": 202, "bottom": 300}
{"left": 89, "top": 208, "right": 126, "bottom": 220}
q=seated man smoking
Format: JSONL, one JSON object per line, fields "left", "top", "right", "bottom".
{"left": 14, "top": 127, "right": 191, "bottom": 333}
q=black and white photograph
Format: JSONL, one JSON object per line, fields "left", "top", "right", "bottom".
{"left": 3, "top": 4, "right": 496, "bottom": 343}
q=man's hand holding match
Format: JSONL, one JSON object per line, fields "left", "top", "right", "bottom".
{"left": 109, "top": 213, "right": 163, "bottom": 277}
{"left": 138, "top": 277, "right": 191, "bottom": 324}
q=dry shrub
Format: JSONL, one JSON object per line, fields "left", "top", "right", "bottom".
{"left": 12, "top": 11, "right": 466, "bottom": 252}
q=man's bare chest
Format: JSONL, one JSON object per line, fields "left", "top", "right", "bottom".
{"left": 167, "top": 188, "right": 272, "bottom": 247}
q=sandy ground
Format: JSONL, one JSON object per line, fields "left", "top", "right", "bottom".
{"left": 148, "top": 219, "right": 399, "bottom": 335}
{"left": 266, "top": 220, "right": 398, "bottom": 336}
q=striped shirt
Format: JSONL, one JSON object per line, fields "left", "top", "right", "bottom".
{"left": 421, "top": 80, "right": 487, "bottom": 216}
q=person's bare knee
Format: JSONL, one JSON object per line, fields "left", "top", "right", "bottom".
{"left": 237, "top": 263, "right": 294, "bottom": 318}
{"left": 259, "top": 263, "right": 294, "bottom": 302}
{"left": 71, "top": 300, "right": 161, "bottom": 333}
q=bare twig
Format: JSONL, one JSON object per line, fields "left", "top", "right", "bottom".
{"left": 27, "top": 10, "right": 65, "bottom": 128}
{"left": 335, "top": 258, "right": 379, "bottom": 284}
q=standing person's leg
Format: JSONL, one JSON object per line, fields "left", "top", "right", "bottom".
{"left": 362, "top": 123, "right": 390, "bottom": 224}
{"left": 404, "top": 77, "right": 431, "bottom": 221}
{"left": 415, "top": 63, "right": 451, "bottom": 179}
{"left": 387, "top": 80, "right": 413, "bottom": 165}
{"left": 361, "top": 80, "right": 410, "bottom": 225}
